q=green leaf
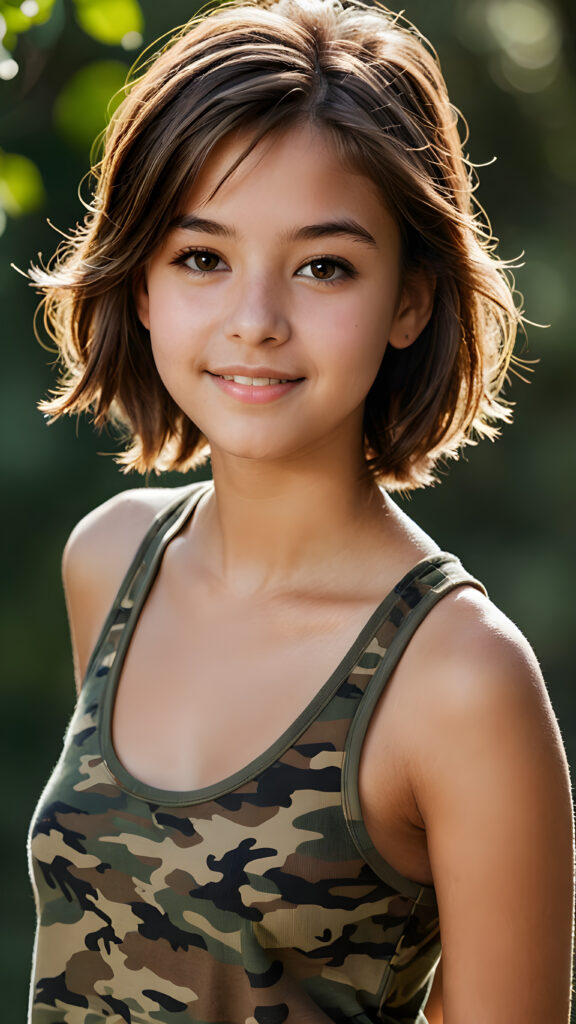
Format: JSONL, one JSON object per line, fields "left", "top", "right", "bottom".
{"left": 53, "top": 59, "right": 128, "bottom": 149}
{"left": 73, "top": 0, "right": 143, "bottom": 46}
{"left": 0, "top": 150, "right": 45, "bottom": 216}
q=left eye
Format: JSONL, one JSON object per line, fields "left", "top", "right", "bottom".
{"left": 296, "top": 258, "right": 349, "bottom": 281}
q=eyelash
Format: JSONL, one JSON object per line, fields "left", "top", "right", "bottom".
{"left": 170, "top": 246, "right": 358, "bottom": 285}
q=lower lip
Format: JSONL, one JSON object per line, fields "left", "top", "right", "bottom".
{"left": 209, "top": 374, "right": 303, "bottom": 404}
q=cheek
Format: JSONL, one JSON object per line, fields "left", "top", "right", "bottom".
{"left": 148, "top": 283, "right": 186, "bottom": 332}
{"left": 146, "top": 283, "right": 207, "bottom": 365}
{"left": 311, "top": 294, "right": 391, "bottom": 379}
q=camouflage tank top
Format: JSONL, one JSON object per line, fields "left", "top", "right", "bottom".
{"left": 28, "top": 482, "right": 485, "bottom": 1024}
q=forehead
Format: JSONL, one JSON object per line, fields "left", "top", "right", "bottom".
{"left": 179, "top": 123, "right": 396, "bottom": 235}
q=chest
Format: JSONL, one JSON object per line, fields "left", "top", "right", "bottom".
{"left": 112, "top": 574, "right": 382, "bottom": 789}
{"left": 108, "top": 570, "right": 432, "bottom": 886}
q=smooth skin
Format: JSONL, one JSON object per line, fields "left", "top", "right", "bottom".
{"left": 63, "top": 125, "right": 574, "bottom": 1023}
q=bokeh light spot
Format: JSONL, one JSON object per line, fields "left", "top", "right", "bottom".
{"left": 486, "top": 0, "right": 561, "bottom": 69}
{"left": 491, "top": 52, "right": 559, "bottom": 93}
{"left": 121, "top": 30, "right": 142, "bottom": 50}
{"left": 0, "top": 57, "right": 19, "bottom": 80}
{"left": 20, "top": 0, "right": 40, "bottom": 17}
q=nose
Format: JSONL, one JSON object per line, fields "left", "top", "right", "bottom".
{"left": 223, "top": 274, "right": 291, "bottom": 347}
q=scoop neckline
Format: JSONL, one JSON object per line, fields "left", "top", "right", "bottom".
{"left": 98, "top": 482, "right": 447, "bottom": 807}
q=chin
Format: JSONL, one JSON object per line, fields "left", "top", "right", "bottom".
{"left": 227, "top": 446, "right": 289, "bottom": 463}
{"left": 207, "top": 437, "right": 283, "bottom": 462}
{"left": 209, "top": 433, "right": 308, "bottom": 465}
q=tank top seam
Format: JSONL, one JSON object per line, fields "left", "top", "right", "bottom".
{"left": 341, "top": 558, "right": 487, "bottom": 905}
{"left": 376, "top": 887, "right": 432, "bottom": 1013}
{"left": 81, "top": 481, "right": 208, "bottom": 686}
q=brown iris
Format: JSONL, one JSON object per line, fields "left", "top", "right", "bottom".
{"left": 192, "top": 252, "right": 220, "bottom": 271}
{"left": 310, "top": 259, "right": 336, "bottom": 279}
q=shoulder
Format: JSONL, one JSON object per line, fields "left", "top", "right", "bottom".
{"left": 406, "top": 584, "right": 556, "bottom": 733}
{"left": 393, "top": 584, "right": 567, "bottom": 785}
{"left": 63, "top": 484, "right": 192, "bottom": 576}
{"left": 366, "top": 580, "right": 570, "bottom": 825}
{"left": 63, "top": 481, "right": 191, "bottom": 557}
{"left": 63, "top": 484, "right": 196, "bottom": 689}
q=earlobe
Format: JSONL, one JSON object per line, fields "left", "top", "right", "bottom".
{"left": 388, "top": 268, "right": 436, "bottom": 350}
{"left": 134, "top": 273, "right": 151, "bottom": 330}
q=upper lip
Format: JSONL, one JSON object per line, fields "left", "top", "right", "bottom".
{"left": 208, "top": 366, "right": 303, "bottom": 380}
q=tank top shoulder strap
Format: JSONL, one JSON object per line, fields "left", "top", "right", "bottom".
{"left": 342, "top": 551, "right": 487, "bottom": 900}
{"left": 83, "top": 482, "right": 210, "bottom": 684}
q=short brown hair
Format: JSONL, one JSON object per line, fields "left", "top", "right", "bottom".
{"left": 31, "top": 0, "right": 523, "bottom": 489}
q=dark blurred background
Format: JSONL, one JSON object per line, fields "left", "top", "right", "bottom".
{"left": 1, "top": 0, "right": 574, "bottom": 1017}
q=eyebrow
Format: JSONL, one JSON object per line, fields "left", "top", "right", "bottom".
{"left": 171, "top": 215, "right": 235, "bottom": 238}
{"left": 171, "top": 214, "right": 378, "bottom": 248}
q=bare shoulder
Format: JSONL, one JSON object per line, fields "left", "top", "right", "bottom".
{"left": 63, "top": 484, "right": 193, "bottom": 690}
{"left": 63, "top": 484, "right": 193, "bottom": 597}
{"left": 63, "top": 484, "right": 191, "bottom": 575}
{"left": 393, "top": 584, "right": 570, "bottom": 801}
{"left": 400, "top": 585, "right": 564, "bottom": 754}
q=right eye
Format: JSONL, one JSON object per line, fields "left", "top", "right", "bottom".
{"left": 187, "top": 250, "right": 221, "bottom": 272}
{"left": 172, "top": 248, "right": 226, "bottom": 274}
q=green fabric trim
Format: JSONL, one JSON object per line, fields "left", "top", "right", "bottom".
{"left": 342, "top": 555, "right": 487, "bottom": 905}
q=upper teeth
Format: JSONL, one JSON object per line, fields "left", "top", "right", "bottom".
{"left": 220, "top": 375, "right": 291, "bottom": 386}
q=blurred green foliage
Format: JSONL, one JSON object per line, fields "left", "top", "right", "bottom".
{"left": 0, "top": 0, "right": 143, "bottom": 228}
{"left": 0, "top": 0, "right": 56, "bottom": 51}
{"left": 1, "top": 0, "right": 575, "bottom": 1019}
{"left": 74, "top": 0, "right": 143, "bottom": 45}
{"left": 0, "top": 148, "right": 44, "bottom": 216}
{"left": 54, "top": 58, "right": 128, "bottom": 145}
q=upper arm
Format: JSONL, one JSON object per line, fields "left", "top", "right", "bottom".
{"left": 409, "top": 592, "right": 574, "bottom": 1024}
{"left": 62, "top": 487, "right": 184, "bottom": 692}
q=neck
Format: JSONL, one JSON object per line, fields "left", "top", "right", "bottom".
{"left": 196, "top": 444, "right": 387, "bottom": 595}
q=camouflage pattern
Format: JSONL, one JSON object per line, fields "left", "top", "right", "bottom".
{"left": 28, "top": 484, "right": 485, "bottom": 1023}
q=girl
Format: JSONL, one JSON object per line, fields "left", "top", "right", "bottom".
{"left": 27, "top": 1, "right": 573, "bottom": 1022}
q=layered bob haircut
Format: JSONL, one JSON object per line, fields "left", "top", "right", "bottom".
{"left": 32, "top": 0, "right": 523, "bottom": 489}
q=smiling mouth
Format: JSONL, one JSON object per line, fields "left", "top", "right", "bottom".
{"left": 210, "top": 373, "right": 302, "bottom": 386}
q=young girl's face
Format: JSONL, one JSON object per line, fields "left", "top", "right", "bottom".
{"left": 136, "top": 123, "right": 426, "bottom": 469}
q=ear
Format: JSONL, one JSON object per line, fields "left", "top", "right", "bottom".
{"left": 134, "top": 271, "right": 150, "bottom": 330}
{"left": 388, "top": 268, "right": 436, "bottom": 350}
